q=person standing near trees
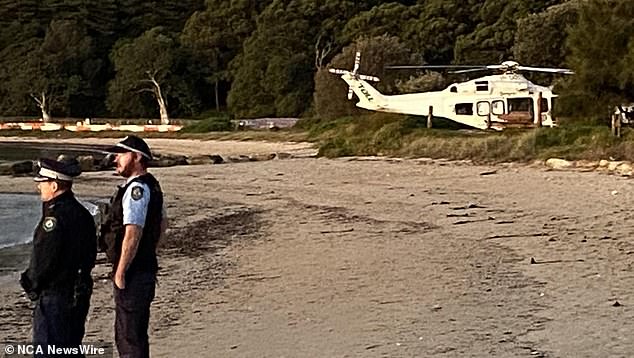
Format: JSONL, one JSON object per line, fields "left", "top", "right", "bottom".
{"left": 100, "top": 135, "right": 167, "bottom": 358}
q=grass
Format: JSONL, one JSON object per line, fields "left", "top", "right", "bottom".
{"left": 2, "top": 112, "right": 632, "bottom": 164}
{"left": 299, "top": 113, "right": 632, "bottom": 163}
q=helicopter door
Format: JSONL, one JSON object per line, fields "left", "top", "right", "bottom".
{"left": 506, "top": 98, "right": 534, "bottom": 124}
{"left": 477, "top": 101, "right": 491, "bottom": 127}
{"left": 476, "top": 101, "right": 505, "bottom": 117}
{"left": 476, "top": 101, "right": 490, "bottom": 116}
{"left": 491, "top": 100, "right": 505, "bottom": 116}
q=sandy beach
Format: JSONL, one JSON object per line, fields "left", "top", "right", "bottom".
{"left": 1, "top": 138, "right": 633, "bottom": 357}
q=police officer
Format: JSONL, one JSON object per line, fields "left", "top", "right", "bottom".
{"left": 100, "top": 135, "right": 167, "bottom": 358}
{"left": 20, "top": 158, "right": 97, "bottom": 355}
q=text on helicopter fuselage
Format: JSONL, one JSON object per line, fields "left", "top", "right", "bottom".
{"left": 358, "top": 83, "right": 374, "bottom": 101}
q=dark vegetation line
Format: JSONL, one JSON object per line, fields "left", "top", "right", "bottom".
{"left": 1, "top": 1, "right": 633, "bottom": 162}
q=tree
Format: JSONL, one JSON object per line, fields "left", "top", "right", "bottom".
{"left": 228, "top": 0, "right": 383, "bottom": 118}
{"left": 454, "top": 0, "right": 565, "bottom": 64}
{"left": 394, "top": 71, "right": 447, "bottom": 93}
{"left": 314, "top": 35, "right": 411, "bottom": 119}
{"left": 341, "top": 3, "right": 423, "bottom": 45}
{"left": 180, "top": 0, "right": 271, "bottom": 112}
{"left": 559, "top": 0, "right": 634, "bottom": 117}
{"left": 513, "top": 1, "right": 580, "bottom": 68}
{"left": 0, "top": 19, "right": 94, "bottom": 121}
{"left": 403, "top": 0, "right": 482, "bottom": 65}
{"left": 107, "top": 28, "right": 179, "bottom": 123}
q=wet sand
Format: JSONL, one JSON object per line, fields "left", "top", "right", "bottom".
{"left": 1, "top": 139, "right": 633, "bottom": 357}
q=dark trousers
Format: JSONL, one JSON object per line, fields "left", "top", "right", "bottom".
{"left": 114, "top": 271, "right": 156, "bottom": 358}
{"left": 33, "top": 292, "right": 91, "bottom": 357}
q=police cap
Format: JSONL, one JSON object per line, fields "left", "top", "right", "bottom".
{"left": 34, "top": 157, "right": 82, "bottom": 182}
{"left": 106, "top": 135, "right": 152, "bottom": 160}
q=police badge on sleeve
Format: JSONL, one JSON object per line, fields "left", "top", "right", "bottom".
{"left": 42, "top": 217, "right": 57, "bottom": 232}
{"left": 131, "top": 186, "right": 144, "bottom": 200}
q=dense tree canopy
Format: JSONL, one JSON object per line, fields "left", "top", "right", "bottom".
{"left": 554, "top": 0, "right": 634, "bottom": 117}
{"left": 0, "top": 0, "right": 630, "bottom": 121}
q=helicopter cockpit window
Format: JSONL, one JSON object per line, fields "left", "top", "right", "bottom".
{"left": 450, "top": 86, "right": 457, "bottom": 93}
{"left": 492, "top": 100, "right": 505, "bottom": 115}
{"left": 508, "top": 98, "right": 533, "bottom": 114}
{"left": 455, "top": 103, "right": 473, "bottom": 115}
{"left": 475, "top": 81, "right": 488, "bottom": 92}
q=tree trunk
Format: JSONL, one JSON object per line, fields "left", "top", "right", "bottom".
{"left": 32, "top": 92, "right": 50, "bottom": 122}
{"left": 159, "top": 102, "right": 169, "bottom": 125}
{"left": 41, "top": 108, "right": 51, "bottom": 123}
{"left": 149, "top": 75, "right": 169, "bottom": 125}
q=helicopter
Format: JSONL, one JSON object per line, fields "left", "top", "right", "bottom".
{"left": 329, "top": 52, "right": 574, "bottom": 130}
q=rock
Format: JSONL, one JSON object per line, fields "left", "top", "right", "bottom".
{"left": 598, "top": 159, "right": 610, "bottom": 167}
{"left": 186, "top": 155, "right": 216, "bottom": 165}
{"left": 0, "top": 162, "right": 11, "bottom": 175}
{"left": 248, "top": 153, "right": 276, "bottom": 161}
{"left": 99, "top": 154, "right": 115, "bottom": 170}
{"left": 76, "top": 155, "right": 95, "bottom": 172}
{"left": 209, "top": 155, "right": 225, "bottom": 164}
{"left": 227, "top": 155, "right": 251, "bottom": 163}
{"left": 545, "top": 158, "right": 573, "bottom": 170}
{"left": 0, "top": 160, "right": 35, "bottom": 176}
{"left": 574, "top": 160, "right": 599, "bottom": 169}
{"left": 607, "top": 161, "right": 623, "bottom": 172}
{"left": 275, "top": 152, "right": 293, "bottom": 160}
{"left": 150, "top": 155, "right": 188, "bottom": 167}
{"left": 615, "top": 162, "right": 633, "bottom": 176}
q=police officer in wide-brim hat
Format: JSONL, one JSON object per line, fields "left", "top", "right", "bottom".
{"left": 100, "top": 135, "right": 166, "bottom": 358}
{"left": 21, "top": 157, "right": 97, "bottom": 351}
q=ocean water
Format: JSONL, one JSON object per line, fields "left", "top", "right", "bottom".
{"left": 0, "top": 193, "right": 41, "bottom": 249}
{"left": 0, "top": 193, "right": 40, "bottom": 275}
{"left": 0, "top": 193, "right": 101, "bottom": 276}
{"left": 0, "top": 142, "right": 106, "bottom": 275}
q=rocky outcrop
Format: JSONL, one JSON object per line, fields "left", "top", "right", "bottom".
{"left": 151, "top": 154, "right": 188, "bottom": 168}
{"left": 0, "top": 160, "right": 34, "bottom": 176}
{"left": 545, "top": 158, "right": 574, "bottom": 170}
{"left": 544, "top": 158, "right": 634, "bottom": 177}
{"left": 77, "top": 155, "right": 96, "bottom": 172}
{"left": 0, "top": 150, "right": 302, "bottom": 177}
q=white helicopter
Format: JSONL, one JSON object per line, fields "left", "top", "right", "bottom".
{"left": 329, "top": 52, "right": 574, "bottom": 130}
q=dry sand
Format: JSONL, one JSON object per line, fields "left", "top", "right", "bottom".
{"left": 1, "top": 138, "right": 633, "bottom": 357}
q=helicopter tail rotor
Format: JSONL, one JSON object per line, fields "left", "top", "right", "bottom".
{"left": 328, "top": 51, "right": 380, "bottom": 100}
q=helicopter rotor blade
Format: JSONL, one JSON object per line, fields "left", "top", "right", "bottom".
{"left": 385, "top": 65, "right": 483, "bottom": 70}
{"left": 329, "top": 68, "right": 348, "bottom": 75}
{"left": 352, "top": 51, "right": 361, "bottom": 75}
{"left": 358, "top": 74, "right": 380, "bottom": 82}
{"left": 517, "top": 66, "right": 574, "bottom": 74}
{"left": 450, "top": 68, "right": 489, "bottom": 74}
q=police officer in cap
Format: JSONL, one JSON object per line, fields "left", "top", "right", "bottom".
{"left": 100, "top": 135, "right": 167, "bottom": 358}
{"left": 20, "top": 157, "right": 97, "bottom": 355}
